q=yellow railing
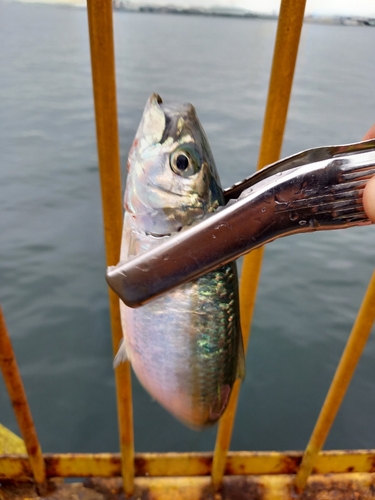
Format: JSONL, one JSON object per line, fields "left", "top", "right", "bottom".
{"left": 0, "top": 308, "right": 46, "bottom": 494}
{"left": 86, "top": 0, "right": 134, "bottom": 493}
{"left": 1, "top": 0, "right": 375, "bottom": 498}
{"left": 212, "top": 0, "right": 307, "bottom": 488}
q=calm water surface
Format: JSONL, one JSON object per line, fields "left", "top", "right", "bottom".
{"left": 1, "top": 2, "right": 375, "bottom": 453}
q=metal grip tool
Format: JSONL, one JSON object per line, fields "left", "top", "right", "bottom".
{"left": 107, "top": 139, "right": 375, "bottom": 307}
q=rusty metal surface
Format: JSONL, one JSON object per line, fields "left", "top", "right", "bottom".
{"left": 2, "top": 451, "right": 375, "bottom": 481}
{"left": 0, "top": 308, "right": 47, "bottom": 491}
{"left": 2, "top": 473, "right": 375, "bottom": 500}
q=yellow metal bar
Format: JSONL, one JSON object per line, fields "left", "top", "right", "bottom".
{"left": 256, "top": 0, "right": 307, "bottom": 169}
{"left": 86, "top": 0, "right": 134, "bottom": 495}
{"left": 0, "top": 307, "right": 46, "bottom": 490}
{"left": 2, "top": 450, "right": 375, "bottom": 480}
{"left": 211, "top": 0, "right": 307, "bottom": 488}
{"left": 0, "top": 423, "right": 27, "bottom": 455}
{"left": 295, "top": 271, "right": 375, "bottom": 492}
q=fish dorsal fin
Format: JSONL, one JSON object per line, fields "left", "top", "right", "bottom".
{"left": 141, "top": 94, "right": 165, "bottom": 145}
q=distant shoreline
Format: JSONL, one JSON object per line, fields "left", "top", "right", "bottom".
{"left": 113, "top": 3, "right": 277, "bottom": 20}
{"left": 8, "top": 0, "right": 375, "bottom": 26}
{"left": 113, "top": 3, "right": 375, "bottom": 27}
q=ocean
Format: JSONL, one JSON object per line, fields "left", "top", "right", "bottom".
{"left": 1, "top": 1, "right": 375, "bottom": 454}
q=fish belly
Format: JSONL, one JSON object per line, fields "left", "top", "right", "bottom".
{"left": 120, "top": 261, "right": 241, "bottom": 428}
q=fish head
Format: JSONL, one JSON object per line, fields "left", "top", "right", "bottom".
{"left": 125, "top": 94, "right": 224, "bottom": 236}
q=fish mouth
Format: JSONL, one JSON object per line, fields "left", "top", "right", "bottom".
{"left": 146, "top": 226, "right": 183, "bottom": 238}
{"left": 146, "top": 231, "right": 171, "bottom": 238}
{"left": 148, "top": 180, "right": 187, "bottom": 199}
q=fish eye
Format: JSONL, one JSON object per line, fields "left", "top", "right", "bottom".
{"left": 176, "top": 154, "right": 189, "bottom": 171}
{"left": 170, "top": 147, "right": 200, "bottom": 177}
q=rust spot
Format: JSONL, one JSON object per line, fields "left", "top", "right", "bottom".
{"left": 197, "top": 454, "right": 213, "bottom": 475}
{"left": 84, "top": 477, "right": 123, "bottom": 497}
{"left": 19, "top": 458, "right": 33, "bottom": 479}
{"left": 108, "top": 455, "right": 121, "bottom": 467}
{"left": 225, "top": 462, "right": 245, "bottom": 475}
{"left": 44, "top": 454, "right": 122, "bottom": 479}
{"left": 0, "top": 479, "right": 37, "bottom": 500}
{"left": 0, "top": 479, "right": 57, "bottom": 500}
{"left": 134, "top": 456, "right": 148, "bottom": 477}
{"left": 223, "top": 477, "right": 264, "bottom": 500}
{"left": 200, "top": 481, "right": 221, "bottom": 500}
{"left": 44, "top": 454, "right": 67, "bottom": 478}
{"left": 297, "top": 477, "right": 375, "bottom": 500}
{"left": 0, "top": 457, "right": 33, "bottom": 480}
{"left": 200, "top": 476, "right": 265, "bottom": 500}
{"left": 28, "top": 442, "right": 39, "bottom": 456}
{"left": 84, "top": 477, "right": 152, "bottom": 500}
{"left": 280, "top": 455, "right": 302, "bottom": 474}
{"left": 346, "top": 466, "right": 355, "bottom": 473}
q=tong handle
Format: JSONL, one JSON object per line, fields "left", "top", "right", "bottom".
{"left": 107, "top": 140, "right": 375, "bottom": 308}
{"left": 224, "top": 138, "right": 375, "bottom": 202}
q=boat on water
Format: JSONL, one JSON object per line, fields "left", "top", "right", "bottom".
{"left": 1, "top": 0, "right": 375, "bottom": 498}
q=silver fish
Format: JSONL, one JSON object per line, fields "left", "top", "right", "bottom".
{"left": 115, "top": 94, "right": 245, "bottom": 428}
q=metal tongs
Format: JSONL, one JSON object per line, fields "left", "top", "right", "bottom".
{"left": 107, "top": 139, "right": 375, "bottom": 307}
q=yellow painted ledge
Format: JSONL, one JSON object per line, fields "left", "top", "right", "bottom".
{"left": 0, "top": 424, "right": 26, "bottom": 455}
{"left": 1, "top": 451, "right": 375, "bottom": 480}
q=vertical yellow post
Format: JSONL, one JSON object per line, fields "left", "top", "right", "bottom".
{"left": 211, "top": 0, "right": 307, "bottom": 488}
{"left": 86, "top": 0, "right": 134, "bottom": 495}
{"left": 294, "top": 271, "right": 375, "bottom": 492}
{"left": 0, "top": 308, "right": 47, "bottom": 493}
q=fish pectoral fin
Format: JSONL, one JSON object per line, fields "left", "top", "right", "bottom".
{"left": 236, "top": 334, "right": 246, "bottom": 381}
{"left": 113, "top": 339, "right": 129, "bottom": 368}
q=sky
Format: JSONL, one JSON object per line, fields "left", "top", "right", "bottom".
{"left": 127, "top": 0, "right": 375, "bottom": 17}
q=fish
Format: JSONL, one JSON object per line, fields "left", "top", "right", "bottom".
{"left": 115, "top": 93, "right": 245, "bottom": 428}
